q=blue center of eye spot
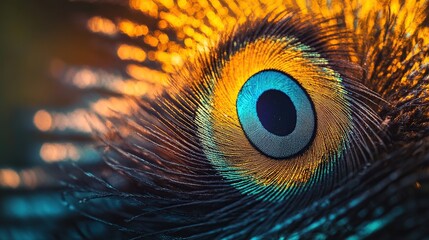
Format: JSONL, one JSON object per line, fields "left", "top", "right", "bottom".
{"left": 256, "top": 89, "right": 297, "bottom": 136}
{"left": 236, "top": 70, "right": 316, "bottom": 159}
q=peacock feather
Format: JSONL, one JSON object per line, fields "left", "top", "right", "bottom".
{"left": 1, "top": 0, "right": 428, "bottom": 239}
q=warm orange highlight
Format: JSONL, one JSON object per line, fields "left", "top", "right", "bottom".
{"left": 0, "top": 169, "right": 20, "bottom": 188}
{"left": 87, "top": 16, "right": 118, "bottom": 36}
{"left": 40, "top": 143, "right": 80, "bottom": 163}
{"left": 117, "top": 44, "right": 147, "bottom": 62}
{"left": 34, "top": 110, "right": 52, "bottom": 132}
{"left": 73, "top": 68, "right": 97, "bottom": 88}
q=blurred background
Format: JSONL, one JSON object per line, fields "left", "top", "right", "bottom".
{"left": 1, "top": 0, "right": 76, "bottom": 168}
{"left": 0, "top": 0, "right": 182, "bottom": 192}
{"left": 0, "top": 0, "right": 114, "bottom": 171}
{"left": 0, "top": 2, "right": 135, "bottom": 236}
{"left": 0, "top": 2, "right": 170, "bottom": 236}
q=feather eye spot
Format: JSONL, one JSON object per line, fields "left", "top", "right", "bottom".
{"left": 236, "top": 70, "right": 316, "bottom": 159}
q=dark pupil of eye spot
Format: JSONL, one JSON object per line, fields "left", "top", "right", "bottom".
{"left": 256, "top": 89, "right": 297, "bottom": 136}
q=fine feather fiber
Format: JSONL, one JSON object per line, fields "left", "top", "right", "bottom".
{"left": 0, "top": 0, "right": 428, "bottom": 239}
